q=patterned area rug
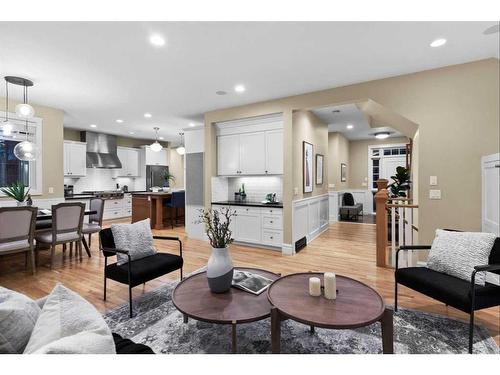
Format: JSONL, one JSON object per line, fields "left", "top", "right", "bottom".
{"left": 104, "top": 278, "right": 499, "bottom": 354}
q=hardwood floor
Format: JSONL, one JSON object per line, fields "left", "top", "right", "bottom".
{"left": 0, "top": 219, "right": 498, "bottom": 347}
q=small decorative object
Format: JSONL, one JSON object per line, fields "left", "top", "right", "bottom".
{"left": 197, "top": 207, "right": 237, "bottom": 293}
{"left": 309, "top": 277, "right": 321, "bottom": 297}
{"left": 303, "top": 141, "right": 313, "bottom": 193}
{"left": 26, "top": 194, "right": 33, "bottom": 206}
{"left": 240, "top": 183, "right": 246, "bottom": 200}
{"left": 315, "top": 154, "right": 324, "bottom": 185}
{"left": 324, "top": 272, "right": 337, "bottom": 300}
{"left": 0, "top": 182, "right": 30, "bottom": 205}
{"left": 341, "top": 163, "right": 347, "bottom": 182}
{"left": 163, "top": 170, "right": 175, "bottom": 187}
{"left": 388, "top": 166, "right": 411, "bottom": 198}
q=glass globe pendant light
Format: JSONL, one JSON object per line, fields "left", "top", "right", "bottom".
{"left": 176, "top": 132, "right": 185, "bottom": 155}
{"left": 150, "top": 127, "right": 163, "bottom": 152}
{"left": 14, "top": 119, "right": 38, "bottom": 161}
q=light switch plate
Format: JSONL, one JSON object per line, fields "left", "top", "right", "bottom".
{"left": 429, "top": 189, "right": 441, "bottom": 200}
{"left": 48, "top": 187, "right": 54, "bottom": 194}
{"left": 430, "top": 176, "right": 438, "bottom": 186}
{"left": 328, "top": 184, "right": 335, "bottom": 189}
{"left": 362, "top": 182, "right": 367, "bottom": 187}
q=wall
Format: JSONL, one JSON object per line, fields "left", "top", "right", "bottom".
{"left": 204, "top": 58, "right": 500, "bottom": 244}
{"left": 63, "top": 128, "right": 168, "bottom": 149}
{"left": 292, "top": 110, "right": 329, "bottom": 200}
{"left": 168, "top": 148, "right": 184, "bottom": 189}
{"left": 328, "top": 132, "right": 350, "bottom": 189}
{"left": 1, "top": 98, "right": 64, "bottom": 200}
{"left": 348, "top": 136, "right": 409, "bottom": 189}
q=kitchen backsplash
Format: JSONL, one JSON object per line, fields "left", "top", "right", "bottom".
{"left": 212, "top": 176, "right": 283, "bottom": 202}
{"left": 64, "top": 168, "right": 141, "bottom": 193}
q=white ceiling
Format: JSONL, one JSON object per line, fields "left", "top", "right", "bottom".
{"left": 0, "top": 22, "right": 498, "bottom": 141}
{"left": 313, "top": 103, "right": 404, "bottom": 140}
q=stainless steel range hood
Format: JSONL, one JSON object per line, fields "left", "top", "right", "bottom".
{"left": 80, "top": 131, "right": 122, "bottom": 169}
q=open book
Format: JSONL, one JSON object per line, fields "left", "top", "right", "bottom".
{"left": 231, "top": 270, "right": 274, "bottom": 295}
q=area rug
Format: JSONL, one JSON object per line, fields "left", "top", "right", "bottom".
{"left": 104, "top": 278, "right": 499, "bottom": 354}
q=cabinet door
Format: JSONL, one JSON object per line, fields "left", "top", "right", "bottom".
{"left": 63, "top": 143, "right": 70, "bottom": 175}
{"left": 234, "top": 208, "right": 261, "bottom": 243}
{"left": 116, "top": 148, "right": 128, "bottom": 176}
{"left": 145, "top": 146, "right": 168, "bottom": 166}
{"left": 217, "top": 134, "right": 240, "bottom": 175}
{"left": 265, "top": 130, "right": 283, "bottom": 175}
{"left": 68, "top": 143, "right": 87, "bottom": 176}
{"left": 239, "top": 132, "right": 266, "bottom": 175}
{"left": 127, "top": 149, "right": 140, "bottom": 176}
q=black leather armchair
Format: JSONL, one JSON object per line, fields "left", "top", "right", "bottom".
{"left": 99, "top": 228, "right": 183, "bottom": 318}
{"left": 395, "top": 236, "right": 500, "bottom": 353}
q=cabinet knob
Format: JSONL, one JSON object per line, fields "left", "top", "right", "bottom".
{"left": 270, "top": 236, "right": 273, "bottom": 240}
{"left": 270, "top": 220, "right": 273, "bottom": 223}
{"left": 265, "top": 170, "right": 268, "bottom": 174}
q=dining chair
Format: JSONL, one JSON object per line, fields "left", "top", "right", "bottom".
{"left": 82, "top": 198, "right": 104, "bottom": 250}
{"left": 164, "top": 190, "right": 185, "bottom": 229}
{"left": 0, "top": 206, "right": 37, "bottom": 274}
{"left": 35, "top": 202, "right": 85, "bottom": 269}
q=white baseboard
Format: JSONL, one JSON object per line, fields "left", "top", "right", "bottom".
{"left": 281, "top": 243, "right": 294, "bottom": 256}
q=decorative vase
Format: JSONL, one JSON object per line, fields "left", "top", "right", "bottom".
{"left": 16, "top": 201, "right": 26, "bottom": 207}
{"left": 206, "top": 247, "right": 234, "bottom": 293}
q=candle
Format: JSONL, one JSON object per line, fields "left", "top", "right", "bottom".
{"left": 309, "top": 277, "right": 321, "bottom": 297}
{"left": 324, "top": 272, "right": 336, "bottom": 300}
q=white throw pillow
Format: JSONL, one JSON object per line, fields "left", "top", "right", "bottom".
{"left": 0, "top": 287, "right": 41, "bottom": 353}
{"left": 111, "top": 218, "right": 157, "bottom": 266}
{"left": 23, "top": 284, "right": 116, "bottom": 354}
{"left": 427, "top": 229, "right": 496, "bottom": 286}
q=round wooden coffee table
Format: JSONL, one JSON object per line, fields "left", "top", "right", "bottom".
{"left": 172, "top": 267, "right": 280, "bottom": 353}
{"left": 267, "top": 273, "right": 394, "bottom": 353}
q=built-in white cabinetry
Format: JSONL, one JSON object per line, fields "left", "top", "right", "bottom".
{"left": 102, "top": 194, "right": 133, "bottom": 220}
{"left": 213, "top": 205, "right": 283, "bottom": 249}
{"left": 114, "top": 147, "right": 140, "bottom": 177}
{"left": 216, "top": 114, "right": 283, "bottom": 176}
{"left": 143, "top": 145, "right": 169, "bottom": 166}
{"left": 63, "top": 141, "right": 87, "bottom": 177}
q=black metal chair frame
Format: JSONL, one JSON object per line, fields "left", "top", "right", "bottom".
{"left": 395, "top": 244, "right": 500, "bottom": 354}
{"left": 100, "top": 233, "right": 183, "bottom": 318}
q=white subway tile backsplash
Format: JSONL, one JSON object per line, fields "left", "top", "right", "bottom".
{"left": 227, "top": 176, "right": 282, "bottom": 202}
{"left": 211, "top": 176, "right": 229, "bottom": 202}
{"left": 65, "top": 169, "right": 137, "bottom": 193}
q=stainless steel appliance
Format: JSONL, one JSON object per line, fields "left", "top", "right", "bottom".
{"left": 80, "top": 131, "right": 122, "bottom": 169}
{"left": 81, "top": 190, "right": 124, "bottom": 200}
{"left": 146, "top": 165, "right": 169, "bottom": 190}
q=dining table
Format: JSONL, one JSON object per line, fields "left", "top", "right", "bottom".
{"left": 35, "top": 209, "right": 97, "bottom": 258}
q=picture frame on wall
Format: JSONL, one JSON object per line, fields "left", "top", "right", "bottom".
{"left": 303, "top": 141, "right": 313, "bottom": 193}
{"left": 341, "top": 163, "right": 347, "bottom": 182}
{"left": 316, "top": 154, "right": 324, "bottom": 185}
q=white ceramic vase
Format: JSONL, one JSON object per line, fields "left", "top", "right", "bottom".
{"left": 206, "top": 247, "right": 234, "bottom": 293}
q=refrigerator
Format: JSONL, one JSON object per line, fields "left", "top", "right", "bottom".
{"left": 146, "top": 165, "right": 169, "bottom": 190}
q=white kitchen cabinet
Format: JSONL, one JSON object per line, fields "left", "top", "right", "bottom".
{"left": 143, "top": 145, "right": 169, "bottom": 166}
{"left": 234, "top": 207, "right": 262, "bottom": 243}
{"left": 115, "top": 147, "right": 140, "bottom": 177}
{"left": 217, "top": 134, "right": 240, "bottom": 175}
{"left": 265, "top": 130, "right": 283, "bottom": 175}
{"left": 217, "top": 130, "right": 283, "bottom": 176}
{"left": 64, "top": 141, "right": 87, "bottom": 177}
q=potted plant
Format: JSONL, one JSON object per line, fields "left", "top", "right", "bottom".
{"left": 0, "top": 182, "right": 30, "bottom": 206}
{"left": 163, "top": 171, "right": 175, "bottom": 190}
{"left": 197, "top": 207, "right": 237, "bottom": 293}
{"left": 388, "top": 166, "right": 411, "bottom": 198}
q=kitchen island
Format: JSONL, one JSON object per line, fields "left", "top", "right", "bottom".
{"left": 131, "top": 192, "right": 172, "bottom": 229}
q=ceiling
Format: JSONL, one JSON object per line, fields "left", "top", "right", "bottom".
{"left": 313, "top": 103, "right": 404, "bottom": 140}
{"left": 0, "top": 22, "right": 498, "bottom": 141}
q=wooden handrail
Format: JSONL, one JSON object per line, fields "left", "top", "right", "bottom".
{"left": 386, "top": 203, "right": 419, "bottom": 209}
{"left": 387, "top": 197, "right": 413, "bottom": 201}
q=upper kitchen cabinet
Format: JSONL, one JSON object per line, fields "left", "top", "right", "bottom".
{"left": 216, "top": 114, "right": 283, "bottom": 176}
{"left": 63, "top": 141, "right": 87, "bottom": 177}
{"left": 114, "top": 147, "right": 140, "bottom": 177}
{"left": 143, "top": 145, "right": 170, "bottom": 166}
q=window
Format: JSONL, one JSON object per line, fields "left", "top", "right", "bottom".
{"left": 0, "top": 111, "right": 42, "bottom": 195}
{"left": 368, "top": 144, "right": 408, "bottom": 191}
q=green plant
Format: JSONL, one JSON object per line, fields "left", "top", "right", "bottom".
{"left": 388, "top": 166, "right": 411, "bottom": 197}
{"left": 196, "top": 207, "right": 237, "bottom": 248}
{"left": 163, "top": 171, "right": 176, "bottom": 186}
{"left": 0, "top": 182, "right": 30, "bottom": 202}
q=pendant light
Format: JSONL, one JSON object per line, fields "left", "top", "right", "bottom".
{"left": 176, "top": 132, "right": 185, "bottom": 155}
{"left": 4, "top": 76, "right": 35, "bottom": 119}
{"left": 2, "top": 79, "right": 14, "bottom": 136}
{"left": 150, "top": 127, "right": 163, "bottom": 152}
{"left": 13, "top": 118, "right": 38, "bottom": 161}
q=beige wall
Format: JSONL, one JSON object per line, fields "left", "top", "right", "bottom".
{"left": 168, "top": 149, "right": 184, "bottom": 189}
{"left": 328, "top": 132, "right": 350, "bottom": 189}
{"left": 348, "top": 136, "right": 409, "bottom": 189}
{"left": 205, "top": 58, "right": 499, "bottom": 244}
{"left": 1, "top": 98, "right": 65, "bottom": 200}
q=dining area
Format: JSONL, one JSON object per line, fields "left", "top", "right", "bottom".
{"left": 0, "top": 199, "right": 105, "bottom": 274}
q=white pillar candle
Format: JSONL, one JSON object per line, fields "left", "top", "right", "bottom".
{"left": 309, "top": 277, "right": 321, "bottom": 296}
{"left": 324, "top": 272, "right": 337, "bottom": 300}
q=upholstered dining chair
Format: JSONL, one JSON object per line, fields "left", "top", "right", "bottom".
{"left": 165, "top": 190, "right": 185, "bottom": 229}
{"left": 82, "top": 198, "right": 104, "bottom": 251}
{"left": 35, "top": 202, "right": 85, "bottom": 269}
{"left": 0, "top": 206, "right": 37, "bottom": 274}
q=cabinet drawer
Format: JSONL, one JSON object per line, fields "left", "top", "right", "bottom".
{"left": 103, "top": 209, "right": 123, "bottom": 220}
{"left": 235, "top": 207, "right": 261, "bottom": 215}
{"left": 262, "top": 230, "right": 282, "bottom": 246}
{"left": 262, "top": 215, "right": 282, "bottom": 230}
{"left": 261, "top": 207, "right": 282, "bottom": 216}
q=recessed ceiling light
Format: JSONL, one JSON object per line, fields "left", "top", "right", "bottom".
{"left": 144, "top": 113, "right": 152, "bottom": 118}
{"left": 483, "top": 24, "right": 500, "bottom": 35}
{"left": 430, "top": 38, "right": 447, "bottom": 48}
{"left": 346, "top": 124, "right": 354, "bottom": 129}
{"left": 116, "top": 119, "right": 124, "bottom": 123}
{"left": 189, "top": 123, "right": 195, "bottom": 127}
{"left": 374, "top": 132, "right": 391, "bottom": 139}
{"left": 149, "top": 34, "right": 165, "bottom": 47}
{"left": 216, "top": 90, "right": 227, "bottom": 96}
{"left": 234, "top": 84, "right": 246, "bottom": 93}
{"left": 90, "top": 124, "right": 97, "bottom": 128}
{"left": 159, "top": 136, "right": 164, "bottom": 140}
{"left": 129, "top": 131, "right": 135, "bottom": 135}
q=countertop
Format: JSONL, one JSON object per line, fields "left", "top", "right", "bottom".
{"left": 131, "top": 192, "right": 172, "bottom": 196}
{"left": 211, "top": 200, "right": 283, "bottom": 208}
